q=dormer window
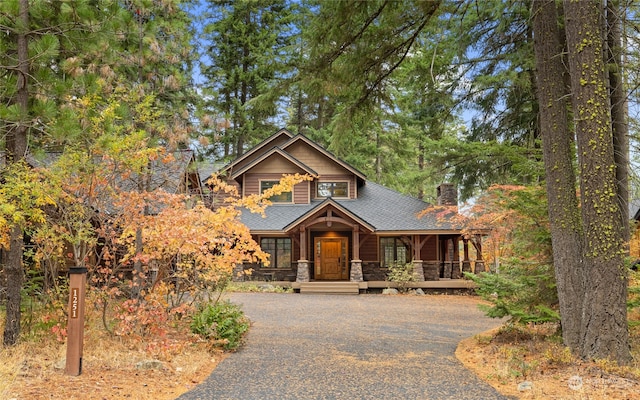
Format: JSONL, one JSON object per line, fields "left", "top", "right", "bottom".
{"left": 317, "top": 182, "right": 349, "bottom": 198}
{"left": 260, "top": 180, "right": 292, "bottom": 203}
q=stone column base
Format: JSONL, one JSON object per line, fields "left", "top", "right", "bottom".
{"left": 462, "top": 261, "right": 472, "bottom": 274}
{"left": 451, "top": 262, "right": 462, "bottom": 279}
{"left": 423, "top": 262, "right": 440, "bottom": 281}
{"left": 443, "top": 261, "right": 453, "bottom": 279}
{"left": 412, "top": 260, "right": 425, "bottom": 282}
{"left": 474, "top": 261, "right": 486, "bottom": 274}
{"left": 296, "top": 260, "right": 310, "bottom": 282}
{"left": 350, "top": 260, "right": 363, "bottom": 282}
{"left": 233, "top": 263, "right": 245, "bottom": 282}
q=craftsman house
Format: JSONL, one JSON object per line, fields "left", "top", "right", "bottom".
{"left": 218, "top": 128, "right": 485, "bottom": 292}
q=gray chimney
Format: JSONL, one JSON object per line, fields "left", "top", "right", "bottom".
{"left": 436, "top": 183, "right": 458, "bottom": 208}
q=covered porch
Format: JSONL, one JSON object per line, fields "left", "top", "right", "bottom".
{"left": 238, "top": 201, "right": 486, "bottom": 285}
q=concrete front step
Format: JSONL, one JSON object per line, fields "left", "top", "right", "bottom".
{"left": 299, "top": 281, "right": 361, "bottom": 295}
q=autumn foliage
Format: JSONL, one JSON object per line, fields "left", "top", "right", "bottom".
{"left": 0, "top": 91, "right": 309, "bottom": 349}
{"left": 459, "top": 185, "right": 559, "bottom": 325}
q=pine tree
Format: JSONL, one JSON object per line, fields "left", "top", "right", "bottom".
{"left": 198, "top": 0, "right": 297, "bottom": 160}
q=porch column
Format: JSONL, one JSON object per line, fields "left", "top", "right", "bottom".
{"left": 461, "top": 238, "right": 472, "bottom": 275}
{"left": 349, "top": 226, "right": 363, "bottom": 282}
{"left": 299, "top": 226, "right": 307, "bottom": 260}
{"left": 232, "top": 263, "right": 245, "bottom": 282}
{"left": 473, "top": 234, "right": 486, "bottom": 273}
{"left": 443, "top": 238, "right": 453, "bottom": 279}
{"left": 296, "top": 260, "right": 310, "bottom": 282}
{"left": 413, "top": 235, "right": 421, "bottom": 260}
{"left": 352, "top": 225, "right": 360, "bottom": 260}
{"left": 412, "top": 260, "right": 425, "bottom": 282}
{"left": 350, "top": 260, "right": 363, "bottom": 282}
{"left": 451, "top": 237, "right": 461, "bottom": 279}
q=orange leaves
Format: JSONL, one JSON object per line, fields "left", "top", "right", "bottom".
{"left": 463, "top": 185, "right": 551, "bottom": 266}
{"left": 140, "top": 202, "right": 266, "bottom": 278}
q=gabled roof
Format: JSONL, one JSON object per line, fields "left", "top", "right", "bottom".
{"left": 335, "top": 181, "right": 462, "bottom": 232}
{"left": 221, "top": 128, "right": 294, "bottom": 174}
{"left": 239, "top": 181, "right": 463, "bottom": 234}
{"left": 282, "top": 198, "right": 376, "bottom": 233}
{"left": 230, "top": 147, "right": 319, "bottom": 180}
{"left": 281, "top": 134, "right": 367, "bottom": 182}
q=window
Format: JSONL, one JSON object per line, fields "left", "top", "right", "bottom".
{"left": 260, "top": 238, "right": 292, "bottom": 268}
{"left": 317, "top": 182, "right": 349, "bottom": 198}
{"left": 260, "top": 180, "right": 292, "bottom": 203}
{"left": 380, "top": 237, "right": 409, "bottom": 267}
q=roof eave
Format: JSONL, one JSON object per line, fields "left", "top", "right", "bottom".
{"left": 282, "top": 198, "right": 375, "bottom": 233}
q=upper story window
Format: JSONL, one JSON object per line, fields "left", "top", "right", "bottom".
{"left": 317, "top": 181, "right": 349, "bottom": 198}
{"left": 260, "top": 180, "right": 292, "bottom": 203}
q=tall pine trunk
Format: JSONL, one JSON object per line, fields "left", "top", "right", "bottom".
{"left": 563, "top": 0, "right": 631, "bottom": 363}
{"left": 606, "top": 0, "right": 629, "bottom": 245}
{"left": 532, "top": 0, "right": 584, "bottom": 354}
{"left": 3, "top": 0, "right": 29, "bottom": 346}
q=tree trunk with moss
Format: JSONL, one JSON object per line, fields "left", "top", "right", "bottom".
{"left": 606, "top": 0, "right": 629, "bottom": 246}
{"left": 532, "top": 0, "right": 584, "bottom": 354}
{"left": 563, "top": 0, "right": 631, "bottom": 364}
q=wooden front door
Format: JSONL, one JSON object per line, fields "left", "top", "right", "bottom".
{"left": 314, "top": 237, "right": 349, "bottom": 280}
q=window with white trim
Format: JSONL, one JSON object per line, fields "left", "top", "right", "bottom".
{"left": 317, "top": 181, "right": 349, "bottom": 198}
{"left": 260, "top": 180, "right": 292, "bottom": 203}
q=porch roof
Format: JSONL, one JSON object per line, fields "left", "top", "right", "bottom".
{"left": 239, "top": 181, "right": 465, "bottom": 234}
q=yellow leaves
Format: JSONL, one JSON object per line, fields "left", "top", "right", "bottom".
{"left": 241, "top": 173, "right": 313, "bottom": 215}
{"left": 0, "top": 162, "right": 55, "bottom": 249}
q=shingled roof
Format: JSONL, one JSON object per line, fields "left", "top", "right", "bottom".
{"left": 239, "top": 181, "right": 463, "bottom": 233}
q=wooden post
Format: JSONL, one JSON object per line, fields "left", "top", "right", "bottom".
{"left": 352, "top": 225, "right": 360, "bottom": 260}
{"left": 65, "top": 267, "right": 87, "bottom": 376}
{"left": 299, "top": 226, "right": 306, "bottom": 260}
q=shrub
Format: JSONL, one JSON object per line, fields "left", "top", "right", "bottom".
{"left": 387, "top": 262, "right": 415, "bottom": 292}
{"left": 466, "top": 260, "right": 559, "bottom": 325}
{"left": 190, "top": 301, "right": 249, "bottom": 350}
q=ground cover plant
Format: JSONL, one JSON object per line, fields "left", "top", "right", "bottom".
{"left": 457, "top": 298, "right": 640, "bottom": 399}
{"left": 0, "top": 288, "right": 226, "bottom": 400}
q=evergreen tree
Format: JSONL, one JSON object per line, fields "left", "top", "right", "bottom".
{"left": 0, "top": 0, "right": 196, "bottom": 344}
{"left": 0, "top": 0, "right": 105, "bottom": 346}
{"left": 533, "top": 0, "right": 632, "bottom": 364}
{"left": 198, "top": 0, "right": 297, "bottom": 160}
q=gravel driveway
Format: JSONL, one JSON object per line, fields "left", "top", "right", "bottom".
{"left": 178, "top": 293, "right": 512, "bottom": 400}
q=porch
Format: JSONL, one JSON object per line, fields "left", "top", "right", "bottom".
{"left": 238, "top": 279, "right": 477, "bottom": 294}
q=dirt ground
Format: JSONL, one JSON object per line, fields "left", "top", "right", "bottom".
{"left": 2, "top": 339, "right": 226, "bottom": 400}
{"left": 456, "top": 326, "right": 640, "bottom": 399}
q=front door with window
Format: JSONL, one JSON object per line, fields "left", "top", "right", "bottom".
{"left": 314, "top": 237, "right": 349, "bottom": 280}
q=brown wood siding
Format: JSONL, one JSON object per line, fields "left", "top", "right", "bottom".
{"left": 293, "top": 181, "right": 310, "bottom": 204}
{"left": 420, "top": 236, "right": 438, "bottom": 260}
{"left": 244, "top": 174, "right": 259, "bottom": 196}
{"left": 293, "top": 240, "right": 300, "bottom": 261}
{"left": 286, "top": 141, "right": 350, "bottom": 175}
{"left": 230, "top": 133, "right": 292, "bottom": 172}
{"left": 359, "top": 235, "right": 378, "bottom": 263}
{"left": 252, "top": 154, "right": 307, "bottom": 174}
